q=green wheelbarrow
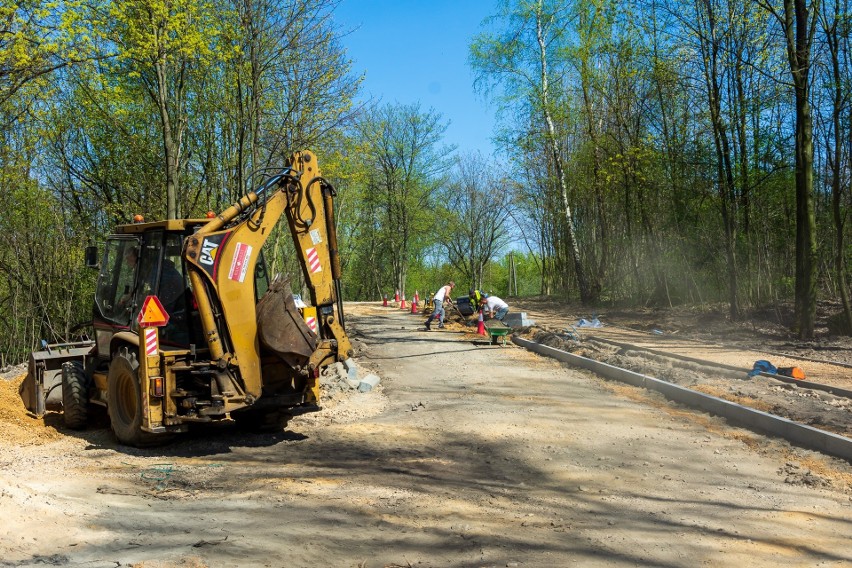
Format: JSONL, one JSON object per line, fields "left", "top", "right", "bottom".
{"left": 484, "top": 320, "right": 511, "bottom": 346}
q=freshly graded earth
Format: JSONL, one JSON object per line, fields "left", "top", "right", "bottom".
{"left": 515, "top": 297, "right": 852, "bottom": 440}
{"left": 1, "top": 301, "right": 851, "bottom": 567}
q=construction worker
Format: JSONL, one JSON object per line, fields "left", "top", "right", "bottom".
{"left": 469, "top": 288, "right": 484, "bottom": 306}
{"left": 479, "top": 293, "right": 509, "bottom": 322}
{"left": 424, "top": 281, "right": 455, "bottom": 330}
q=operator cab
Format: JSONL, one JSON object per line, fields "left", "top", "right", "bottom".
{"left": 91, "top": 224, "right": 270, "bottom": 358}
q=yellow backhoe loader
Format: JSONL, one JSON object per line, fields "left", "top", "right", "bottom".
{"left": 19, "top": 151, "right": 354, "bottom": 446}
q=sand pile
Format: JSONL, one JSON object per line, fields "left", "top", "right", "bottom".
{"left": 0, "top": 373, "right": 64, "bottom": 445}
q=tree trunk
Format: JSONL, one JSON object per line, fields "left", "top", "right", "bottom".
{"left": 794, "top": 92, "right": 816, "bottom": 338}
{"left": 535, "top": 3, "right": 596, "bottom": 304}
{"left": 824, "top": 0, "right": 852, "bottom": 333}
{"left": 783, "top": 0, "right": 818, "bottom": 338}
{"left": 155, "top": 57, "right": 179, "bottom": 220}
{"left": 699, "top": 0, "right": 740, "bottom": 320}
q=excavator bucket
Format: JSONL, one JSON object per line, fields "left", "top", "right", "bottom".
{"left": 257, "top": 275, "right": 317, "bottom": 368}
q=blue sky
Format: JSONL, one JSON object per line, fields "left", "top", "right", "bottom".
{"left": 334, "top": 1, "right": 499, "bottom": 156}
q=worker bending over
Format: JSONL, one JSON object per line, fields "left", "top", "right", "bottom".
{"left": 480, "top": 294, "right": 509, "bottom": 322}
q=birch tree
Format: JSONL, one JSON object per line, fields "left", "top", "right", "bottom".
{"left": 471, "top": 0, "right": 600, "bottom": 303}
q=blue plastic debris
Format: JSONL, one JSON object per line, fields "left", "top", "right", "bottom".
{"left": 748, "top": 360, "right": 777, "bottom": 377}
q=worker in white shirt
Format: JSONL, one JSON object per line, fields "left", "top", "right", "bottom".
{"left": 424, "top": 281, "right": 455, "bottom": 331}
{"left": 479, "top": 294, "right": 509, "bottom": 321}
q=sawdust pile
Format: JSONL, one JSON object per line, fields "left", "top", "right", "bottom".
{"left": 0, "top": 374, "right": 64, "bottom": 445}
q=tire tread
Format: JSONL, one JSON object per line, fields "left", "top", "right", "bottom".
{"left": 62, "top": 361, "right": 89, "bottom": 430}
{"left": 108, "top": 347, "right": 166, "bottom": 447}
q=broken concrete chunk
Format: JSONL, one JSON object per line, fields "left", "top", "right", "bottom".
{"left": 343, "top": 357, "right": 358, "bottom": 381}
{"left": 357, "top": 373, "right": 381, "bottom": 393}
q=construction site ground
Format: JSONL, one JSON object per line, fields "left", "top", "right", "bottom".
{"left": 2, "top": 299, "right": 852, "bottom": 567}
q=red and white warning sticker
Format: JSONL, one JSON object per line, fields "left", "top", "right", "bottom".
{"left": 228, "top": 242, "right": 253, "bottom": 282}
{"left": 306, "top": 247, "right": 322, "bottom": 273}
{"left": 144, "top": 327, "right": 158, "bottom": 356}
{"left": 305, "top": 316, "right": 318, "bottom": 334}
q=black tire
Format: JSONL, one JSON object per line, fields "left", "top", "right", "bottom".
{"left": 61, "top": 361, "right": 89, "bottom": 430}
{"left": 107, "top": 348, "right": 164, "bottom": 447}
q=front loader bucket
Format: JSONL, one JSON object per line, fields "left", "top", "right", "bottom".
{"left": 18, "top": 370, "right": 44, "bottom": 416}
{"left": 257, "top": 276, "right": 317, "bottom": 368}
{"left": 19, "top": 341, "right": 95, "bottom": 416}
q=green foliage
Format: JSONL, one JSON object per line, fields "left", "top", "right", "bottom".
{"left": 486, "top": 252, "right": 543, "bottom": 298}
{"left": 0, "top": 181, "right": 94, "bottom": 364}
{"left": 344, "top": 102, "right": 454, "bottom": 298}
{"left": 2, "top": 0, "right": 852, "bottom": 361}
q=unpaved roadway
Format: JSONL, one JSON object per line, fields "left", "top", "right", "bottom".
{"left": 1, "top": 302, "right": 851, "bottom": 567}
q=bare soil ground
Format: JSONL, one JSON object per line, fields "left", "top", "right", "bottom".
{"left": 515, "top": 297, "right": 852, "bottom": 367}
{"left": 1, "top": 300, "right": 851, "bottom": 567}
{"left": 507, "top": 298, "right": 852, "bottom": 439}
{"left": 502, "top": 299, "right": 852, "bottom": 437}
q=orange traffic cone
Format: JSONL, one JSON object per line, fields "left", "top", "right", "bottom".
{"left": 394, "top": 289, "right": 400, "bottom": 303}
{"left": 410, "top": 298, "right": 418, "bottom": 314}
{"left": 400, "top": 295, "right": 407, "bottom": 309}
{"left": 382, "top": 293, "right": 388, "bottom": 307}
{"left": 414, "top": 290, "right": 420, "bottom": 304}
{"left": 476, "top": 310, "right": 486, "bottom": 335}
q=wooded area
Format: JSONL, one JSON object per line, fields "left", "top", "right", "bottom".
{"left": 1, "top": 0, "right": 850, "bottom": 365}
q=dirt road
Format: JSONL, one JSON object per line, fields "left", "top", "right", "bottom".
{"left": 1, "top": 303, "right": 851, "bottom": 567}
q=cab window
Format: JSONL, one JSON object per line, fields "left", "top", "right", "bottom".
{"left": 158, "top": 234, "right": 192, "bottom": 346}
{"left": 95, "top": 239, "right": 140, "bottom": 326}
